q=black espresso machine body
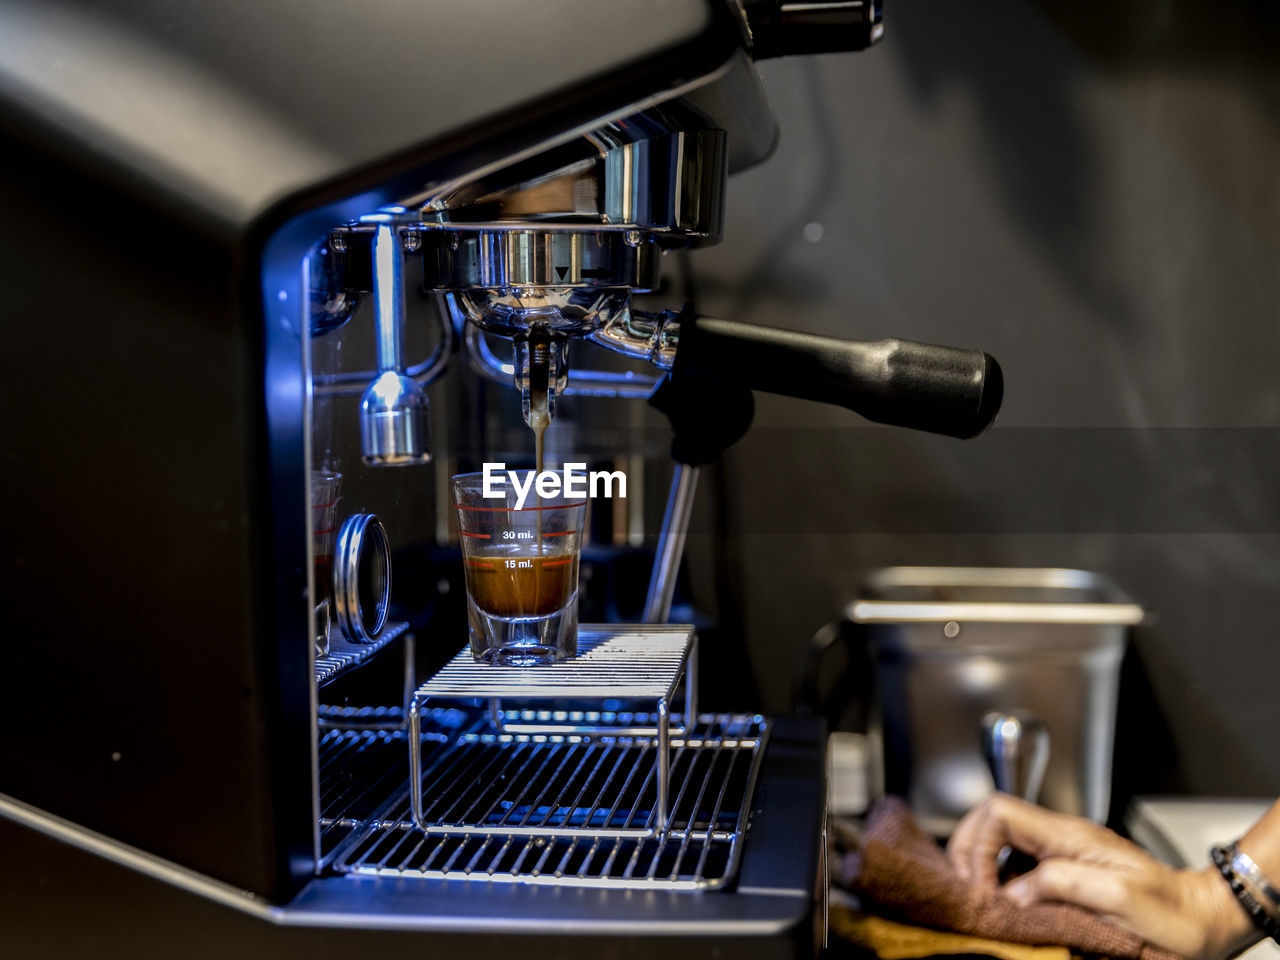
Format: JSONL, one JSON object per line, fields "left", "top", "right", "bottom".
{"left": 0, "top": 1, "right": 840, "bottom": 955}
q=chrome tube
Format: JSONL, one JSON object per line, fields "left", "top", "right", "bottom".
{"left": 643, "top": 463, "right": 700, "bottom": 624}
{"left": 372, "top": 224, "right": 404, "bottom": 372}
{"left": 313, "top": 299, "right": 456, "bottom": 397}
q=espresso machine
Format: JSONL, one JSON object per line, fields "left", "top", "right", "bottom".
{"left": 0, "top": 2, "right": 1000, "bottom": 956}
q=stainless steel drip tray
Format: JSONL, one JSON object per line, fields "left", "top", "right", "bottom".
{"left": 328, "top": 715, "right": 768, "bottom": 890}
{"left": 286, "top": 715, "right": 827, "bottom": 947}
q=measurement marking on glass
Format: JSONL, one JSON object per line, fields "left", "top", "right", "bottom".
{"left": 500, "top": 530, "right": 534, "bottom": 540}
{"left": 457, "top": 501, "right": 587, "bottom": 512}
{"left": 466, "top": 560, "right": 495, "bottom": 569}
{"left": 461, "top": 531, "right": 491, "bottom": 539}
{"left": 505, "top": 559, "right": 534, "bottom": 569}
{"left": 541, "top": 559, "right": 572, "bottom": 568}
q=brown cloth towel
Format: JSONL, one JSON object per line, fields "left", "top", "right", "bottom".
{"left": 838, "top": 797, "right": 1182, "bottom": 960}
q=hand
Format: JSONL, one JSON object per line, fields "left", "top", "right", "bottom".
{"left": 947, "top": 793, "right": 1259, "bottom": 960}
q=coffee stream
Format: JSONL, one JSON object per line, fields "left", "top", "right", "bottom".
{"left": 528, "top": 337, "right": 551, "bottom": 618}
{"left": 528, "top": 337, "right": 551, "bottom": 557}
{"left": 466, "top": 334, "right": 579, "bottom": 620}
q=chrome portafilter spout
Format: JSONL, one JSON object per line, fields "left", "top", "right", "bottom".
{"left": 445, "top": 279, "right": 638, "bottom": 431}
{"left": 513, "top": 331, "right": 568, "bottom": 431}
{"left": 361, "top": 223, "right": 431, "bottom": 466}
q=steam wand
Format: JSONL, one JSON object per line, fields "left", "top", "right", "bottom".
{"left": 359, "top": 223, "right": 431, "bottom": 466}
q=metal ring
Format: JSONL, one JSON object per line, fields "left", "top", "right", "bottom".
{"left": 422, "top": 230, "right": 661, "bottom": 290}
{"left": 333, "top": 513, "right": 391, "bottom": 643}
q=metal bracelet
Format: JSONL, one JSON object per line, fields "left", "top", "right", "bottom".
{"left": 1230, "top": 845, "right": 1280, "bottom": 916}
{"left": 1211, "top": 843, "right": 1280, "bottom": 944}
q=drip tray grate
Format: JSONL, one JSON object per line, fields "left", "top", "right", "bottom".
{"left": 317, "top": 728, "right": 412, "bottom": 862}
{"left": 315, "top": 622, "right": 410, "bottom": 688}
{"left": 332, "top": 715, "right": 768, "bottom": 889}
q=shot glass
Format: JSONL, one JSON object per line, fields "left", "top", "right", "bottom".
{"left": 451, "top": 471, "right": 587, "bottom": 665}
{"left": 311, "top": 470, "right": 342, "bottom": 658}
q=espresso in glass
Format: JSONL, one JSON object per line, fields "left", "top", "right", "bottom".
{"left": 452, "top": 472, "right": 586, "bottom": 665}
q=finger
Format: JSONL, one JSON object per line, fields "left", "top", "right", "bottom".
{"left": 1009, "top": 858, "right": 1216, "bottom": 958}
{"left": 947, "top": 798, "right": 990, "bottom": 882}
{"left": 1005, "top": 858, "right": 1128, "bottom": 917}
{"left": 947, "top": 793, "right": 993, "bottom": 885}
{"left": 948, "top": 794, "right": 1033, "bottom": 887}
{"left": 982, "top": 794, "right": 1116, "bottom": 867}
{"left": 967, "top": 799, "right": 1015, "bottom": 887}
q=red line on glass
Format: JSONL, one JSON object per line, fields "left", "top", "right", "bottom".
{"left": 460, "top": 531, "right": 491, "bottom": 538}
{"left": 456, "top": 502, "right": 587, "bottom": 512}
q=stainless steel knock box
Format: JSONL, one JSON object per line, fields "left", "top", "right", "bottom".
{"left": 847, "top": 567, "right": 1145, "bottom": 836}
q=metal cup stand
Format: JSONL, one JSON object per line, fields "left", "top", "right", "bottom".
{"left": 315, "top": 623, "right": 416, "bottom": 731}
{"left": 408, "top": 624, "right": 697, "bottom": 835}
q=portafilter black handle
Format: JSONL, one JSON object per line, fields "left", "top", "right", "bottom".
{"left": 745, "top": 0, "right": 885, "bottom": 60}
{"left": 673, "top": 315, "right": 1003, "bottom": 439}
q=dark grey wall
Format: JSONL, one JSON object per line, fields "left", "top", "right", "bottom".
{"left": 683, "top": 0, "right": 1280, "bottom": 797}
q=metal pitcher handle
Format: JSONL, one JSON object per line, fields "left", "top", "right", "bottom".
{"left": 982, "top": 711, "right": 1050, "bottom": 803}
